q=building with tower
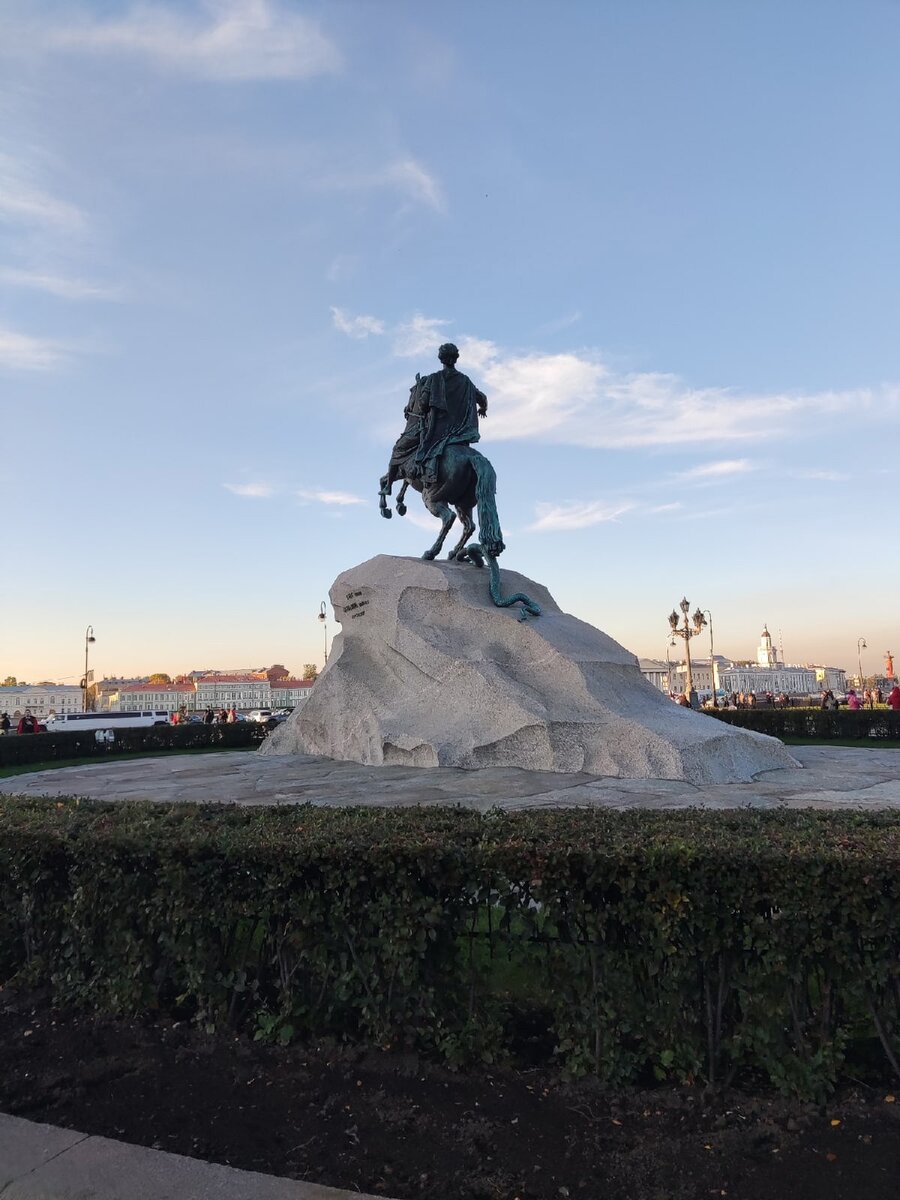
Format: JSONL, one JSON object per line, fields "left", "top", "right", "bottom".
{"left": 718, "top": 625, "right": 817, "bottom": 697}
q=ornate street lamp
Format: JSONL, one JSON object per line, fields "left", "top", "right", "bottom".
{"left": 83, "top": 625, "right": 96, "bottom": 712}
{"left": 667, "top": 597, "right": 707, "bottom": 701}
{"left": 318, "top": 601, "right": 328, "bottom": 669}
{"left": 857, "top": 636, "right": 867, "bottom": 689}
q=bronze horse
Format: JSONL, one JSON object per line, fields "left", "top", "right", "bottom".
{"left": 378, "top": 375, "right": 504, "bottom": 561}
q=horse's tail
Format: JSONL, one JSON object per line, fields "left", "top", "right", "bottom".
{"left": 470, "top": 451, "right": 505, "bottom": 558}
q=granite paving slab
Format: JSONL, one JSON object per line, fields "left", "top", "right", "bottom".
{"left": 1, "top": 745, "right": 899, "bottom": 810}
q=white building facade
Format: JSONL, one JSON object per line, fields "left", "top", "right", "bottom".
{"left": 195, "top": 674, "right": 273, "bottom": 710}
{"left": 271, "top": 679, "right": 314, "bottom": 707}
{"left": 111, "top": 682, "right": 197, "bottom": 712}
{"left": 0, "top": 684, "right": 83, "bottom": 720}
{"left": 717, "top": 626, "right": 817, "bottom": 697}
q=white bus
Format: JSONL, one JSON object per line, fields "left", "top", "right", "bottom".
{"left": 44, "top": 710, "right": 171, "bottom": 733}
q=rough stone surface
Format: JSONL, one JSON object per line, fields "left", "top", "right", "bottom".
{"left": 261, "top": 555, "right": 798, "bottom": 783}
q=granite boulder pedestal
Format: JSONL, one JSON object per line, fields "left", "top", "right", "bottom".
{"left": 263, "top": 556, "right": 798, "bottom": 784}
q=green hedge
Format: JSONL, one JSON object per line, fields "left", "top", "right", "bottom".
{"left": 1, "top": 799, "right": 898, "bottom": 1097}
{"left": 0, "top": 721, "right": 265, "bottom": 768}
{"left": 707, "top": 707, "right": 900, "bottom": 740}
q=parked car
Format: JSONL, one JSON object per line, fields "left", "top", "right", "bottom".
{"left": 246, "top": 709, "right": 273, "bottom": 724}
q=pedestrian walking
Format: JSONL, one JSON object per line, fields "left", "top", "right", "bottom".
{"left": 0, "top": 712, "right": 10, "bottom": 735}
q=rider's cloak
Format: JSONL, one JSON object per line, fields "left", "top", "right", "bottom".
{"left": 415, "top": 367, "right": 485, "bottom": 484}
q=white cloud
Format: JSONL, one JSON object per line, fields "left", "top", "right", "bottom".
{"left": 398, "top": 508, "right": 441, "bottom": 530}
{"left": 677, "top": 459, "right": 755, "bottom": 480}
{"left": 49, "top": 0, "right": 341, "bottom": 82}
{"left": 330, "top": 307, "right": 385, "bottom": 339}
{"left": 0, "top": 153, "right": 85, "bottom": 233}
{"left": 297, "top": 489, "right": 365, "bottom": 506}
{"left": 537, "top": 310, "right": 582, "bottom": 335}
{"left": 392, "top": 314, "right": 451, "bottom": 358}
{"left": 0, "top": 326, "right": 68, "bottom": 371}
{"left": 384, "top": 313, "right": 894, "bottom": 450}
{"left": 484, "top": 352, "right": 608, "bottom": 440}
{"left": 0, "top": 267, "right": 120, "bottom": 300}
{"left": 224, "top": 482, "right": 273, "bottom": 498}
{"left": 528, "top": 500, "right": 635, "bottom": 533}
{"left": 319, "top": 158, "right": 444, "bottom": 214}
{"left": 794, "top": 468, "right": 850, "bottom": 482}
{"left": 380, "top": 159, "right": 444, "bottom": 212}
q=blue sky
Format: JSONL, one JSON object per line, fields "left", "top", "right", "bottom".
{"left": 2, "top": 0, "right": 897, "bottom": 683}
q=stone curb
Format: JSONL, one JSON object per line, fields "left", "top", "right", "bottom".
{"left": 0, "top": 1112, "right": 393, "bottom": 1200}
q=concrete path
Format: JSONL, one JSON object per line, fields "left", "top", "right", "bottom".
{"left": 0, "top": 1112, "right": 389, "bottom": 1200}
{"left": 2, "top": 745, "right": 900, "bottom": 810}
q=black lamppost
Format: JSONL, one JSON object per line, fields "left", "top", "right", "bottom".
{"left": 701, "top": 609, "right": 718, "bottom": 709}
{"left": 857, "top": 636, "right": 867, "bottom": 688}
{"left": 83, "top": 625, "right": 96, "bottom": 712}
{"left": 665, "top": 637, "right": 675, "bottom": 696}
{"left": 668, "top": 598, "right": 706, "bottom": 700}
{"left": 318, "top": 602, "right": 328, "bottom": 669}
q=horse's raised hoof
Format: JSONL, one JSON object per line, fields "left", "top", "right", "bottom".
{"left": 380, "top": 508, "right": 392, "bottom": 519}
{"left": 396, "top": 502, "right": 407, "bottom": 516}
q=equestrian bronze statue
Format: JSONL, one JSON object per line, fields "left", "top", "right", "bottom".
{"left": 378, "top": 343, "right": 539, "bottom": 617}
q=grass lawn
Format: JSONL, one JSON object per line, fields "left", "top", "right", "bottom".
{"left": 0, "top": 745, "right": 257, "bottom": 780}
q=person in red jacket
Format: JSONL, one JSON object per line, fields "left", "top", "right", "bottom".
{"left": 887, "top": 685, "right": 900, "bottom": 711}
{"left": 17, "top": 710, "right": 39, "bottom": 734}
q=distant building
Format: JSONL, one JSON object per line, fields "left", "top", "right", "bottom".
{"left": 717, "top": 626, "right": 817, "bottom": 697}
{"left": 111, "top": 682, "right": 197, "bottom": 712}
{"left": 814, "top": 666, "right": 848, "bottom": 694}
{"left": 0, "top": 684, "right": 83, "bottom": 720}
{"left": 270, "top": 678, "right": 315, "bottom": 707}
{"left": 194, "top": 673, "right": 315, "bottom": 711}
{"left": 639, "top": 659, "right": 672, "bottom": 694}
{"left": 658, "top": 626, "right": 843, "bottom": 700}
{"left": 95, "top": 677, "right": 150, "bottom": 711}
{"left": 669, "top": 656, "right": 730, "bottom": 698}
{"left": 195, "top": 673, "right": 272, "bottom": 710}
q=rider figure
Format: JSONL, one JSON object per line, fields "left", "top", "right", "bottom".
{"left": 383, "top": 374, "right": 428, "bottom": 491}
{"left": 413, "top": 344, "right": 487, "bottom": 486}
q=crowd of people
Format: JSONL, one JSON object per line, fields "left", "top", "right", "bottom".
{"left": 670, "top": 684, "right": 900, "bottom": 712}
{"left": 840, "top": 685, "right": 900, "bottom": 711}
{"left": 0, "top": 710, "right": 40, "bottom": 734}
{"left": 170, "top": 705, "right": 239, "bottom": 725}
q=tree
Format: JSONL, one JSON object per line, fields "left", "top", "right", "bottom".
{"left": 148, "top": 673, "right": 172, "bottom": 684}
{"left": 2, "top": 676, "right": 16, "bottom": 687}
{"left": 302, "top": 663, "right": 318, "bottom": 681}
{"left": 267, "top": 664, "right": 289, "bottom": 681}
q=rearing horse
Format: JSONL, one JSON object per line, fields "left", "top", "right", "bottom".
{"left": 378, "top": 375, "right": 541, "bottom": 619}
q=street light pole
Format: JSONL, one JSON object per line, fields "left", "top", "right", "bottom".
{"left": 702, "top": 609, "right": 717, "bottom": 708}
{"left": 83, "top": 625, "right": 96, "bottom": 712}
{"left": 857, "top": 636, "right": 867, "bottom": 688}
{"left": 668, "top": 597, "right": 707, "bottom": 704}
{"left": 318, "top": 602, "right": 328, "bottom": 669}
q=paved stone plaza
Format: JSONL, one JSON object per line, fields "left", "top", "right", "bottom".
{"left": 2, "top": 746, "right": 900, "bottom": 810}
